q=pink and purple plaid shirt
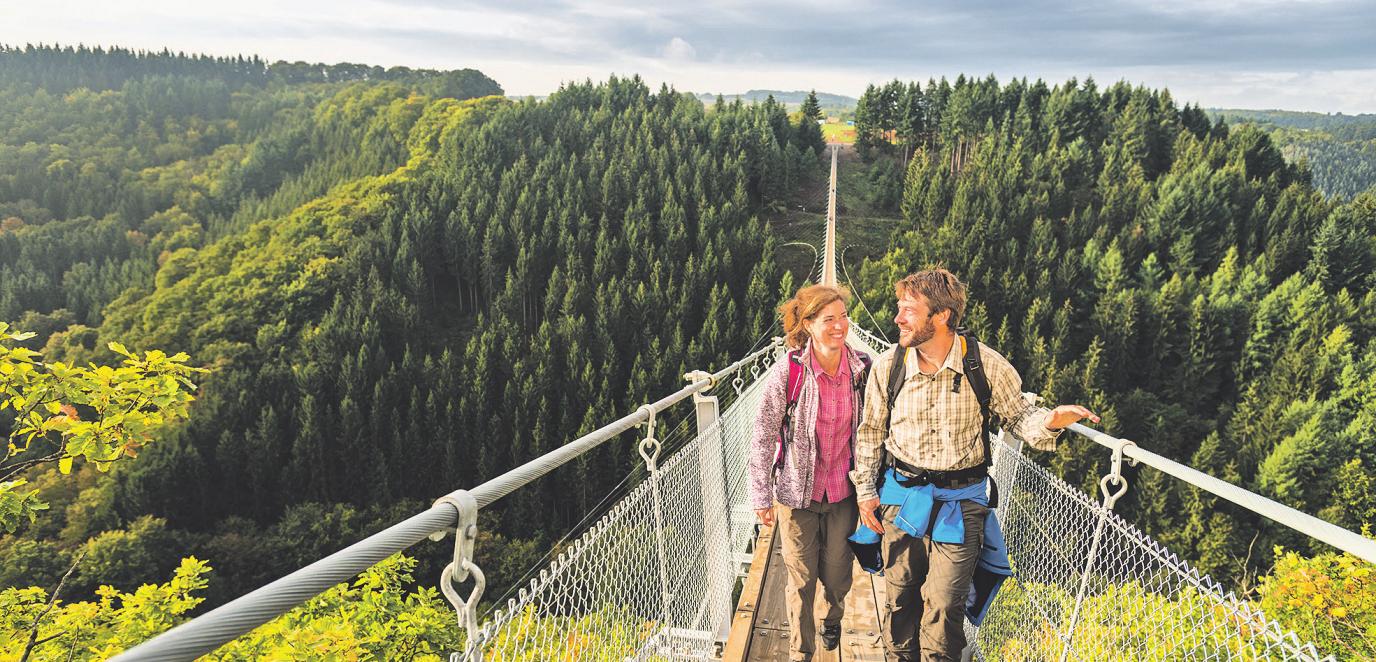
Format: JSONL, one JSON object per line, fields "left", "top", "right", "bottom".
{"left": 809, "top": 352, "right": 854, "bottom": 503}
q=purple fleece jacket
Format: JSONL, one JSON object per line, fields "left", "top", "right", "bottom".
{"left": 748, "top": 342, "right": 872, "bottom": 511}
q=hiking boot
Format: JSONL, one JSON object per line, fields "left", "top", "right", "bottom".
{"left": 820, "top": 623, "right": 841, "bottom": 651}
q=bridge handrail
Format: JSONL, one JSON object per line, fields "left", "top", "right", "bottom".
{"left": 854, "top": 330, "right": 1375, "bottom": 565}
{"left": 110, "top": 339, "right": 785, "bottom": 661}
{"left": 1064, "top": 421, "right": 1376, "bottom": 565}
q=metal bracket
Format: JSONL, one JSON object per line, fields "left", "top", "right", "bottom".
{"left": 435, "top": 490, "right": 485, "bottom": 659}
{"left": 435, "top": 490, "right": 479, "bottom": 584}
{"left": 1098, "top": 438, "right": 1137, "bottom": 509}
{"left": 684, "top": 370, "right": 715, "bottom": 400}
{"left": 636, "top": 404, "right": 661, "bottom": 469}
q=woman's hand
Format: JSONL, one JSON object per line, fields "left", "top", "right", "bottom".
{"left": 755, "top": 507, "right": 775, "bottom": 527}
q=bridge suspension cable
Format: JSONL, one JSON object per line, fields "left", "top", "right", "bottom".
{"left": 111, "top": 141, "right": 1373, "bottom": 662}
{"left": 110, "top": 340, "right": 784, "bottom": 662}
{"left": 840, "top": 243, "right": 891, "bottom": 345}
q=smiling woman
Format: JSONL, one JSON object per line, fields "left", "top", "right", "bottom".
{"left": 748, "top": 283, "right": 874, "bottom": 659}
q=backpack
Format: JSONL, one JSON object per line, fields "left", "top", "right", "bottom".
{"left": 883, "top": 327, "right": 1000, "bottom": 504}
{"left": 773, "top": 347, "right": 873, "bottom": 469}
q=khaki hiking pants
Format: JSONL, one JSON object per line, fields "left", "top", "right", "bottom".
{"left": 879, "top": 500, "right": 988, "bottom": 662}
{"left": 775, "top": 496, "right": 858, "bottom": 661}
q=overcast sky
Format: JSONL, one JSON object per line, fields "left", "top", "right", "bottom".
{"left": 4, "top": 0, "right": 1374, "bottom": 113}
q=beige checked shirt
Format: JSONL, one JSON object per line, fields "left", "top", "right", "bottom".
{"left": 849, "top": 337, "right": 1061, "bottom": 502}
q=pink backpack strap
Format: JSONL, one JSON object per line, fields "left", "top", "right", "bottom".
{"left": 774, "top": 349, "right": 806, "bottom": 469}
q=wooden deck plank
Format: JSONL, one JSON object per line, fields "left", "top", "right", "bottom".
{"left": 839, "top": 572, "right": 886, "bottom": 661}
{"left": 723, "top": 523, "right": 778, "bottom": 662}
{"left": 726, "top": 523, "right": 888, "bottom": 662}
{"left": 756, "top": 543, "right": 789, "bottom": 632}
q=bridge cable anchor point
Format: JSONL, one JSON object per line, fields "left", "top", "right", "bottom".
{"left": 1098, "top": 438, "right": 1138, "bottom": 508}
{"left": 636, "top": 404, "right": 661, "bottom": 468}
{"left": 434, "top": 490, "right": 485, "bottom": 657}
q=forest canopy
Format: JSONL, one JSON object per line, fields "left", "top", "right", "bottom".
{"left": 1, "top": 46, "right": 1372, "bottom": 659}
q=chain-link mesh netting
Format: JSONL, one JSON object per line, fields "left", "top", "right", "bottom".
{"left": 467, "top": 348, "right": 781, "bottom": 661}
{"left": 462, "top": 333, "right": 1332, "bottom": 662}
{"left": 976, "top": 432, "right": 1332, "bottom": 661}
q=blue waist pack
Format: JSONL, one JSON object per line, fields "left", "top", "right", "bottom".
{"left": 848, "top": 468, "right": 1013, "bottom": 626}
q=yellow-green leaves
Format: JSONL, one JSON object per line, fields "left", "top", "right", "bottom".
{"left": 0, "top": 479, "right": 49, "bottom": 532}
{"left": 0, "top": 555, "right": 211, "bottom": 660}
{"left": 1, "top": 327, "right": 205, "bottom": 533}
{"left": 1260, "top": 547, "right": 1376, "bottom": 660}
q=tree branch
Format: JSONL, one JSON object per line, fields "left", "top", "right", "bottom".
{"left": 19, "top": 549, "right": 86, "bottom": 662}
{"left": 0, "top": 449, "right": 65, "bottom": 483}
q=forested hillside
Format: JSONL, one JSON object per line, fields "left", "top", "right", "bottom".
{"left": 850, "top": 74, "right": 1374, "bottom": 582}
{"left": 0, "top": 44, "right": 821, "bottom": 620}
{"left": 846, "top": 77, "right": 1376, "bottom": 656}
{"left": 1211, "top": 108, "right": 1376, "bottom": 199}
{"left": 3, "top": 47, "right": 1373, "bottom": 659}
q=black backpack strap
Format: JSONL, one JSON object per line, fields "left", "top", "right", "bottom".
{"left": 885, "top": 345, "right": 906, "bottom": 425}
{"left": 880, "top": 345, "right": 906, "bottom": 470}
{"left": 957, "top": 328, "right": 993, "bottom": 468}
{"left": 852, "top": 352, "right": 874, "bottom": 423}
{"left": 958, "top": 327, "right": 1000, "bottom": 508}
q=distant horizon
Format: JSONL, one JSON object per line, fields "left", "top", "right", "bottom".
{"left": 10, "top": 40, "right": 1376, "bottom": 119}
{"left": 4, "top": 1, "right": 1374, "bottom": 114}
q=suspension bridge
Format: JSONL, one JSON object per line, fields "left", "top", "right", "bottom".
{"left": 114, "top": 145, "right": 1374, "bottom": 661}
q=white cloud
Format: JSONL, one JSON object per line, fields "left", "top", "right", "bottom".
{"left": 1138, "top": 67, "right": 1376, "bottom": 112}
{"left": 2, "top": 1, "right": 1373, "bottom": 111}
{"left": 661, "top": 37, "right": 697, "bottom": 62}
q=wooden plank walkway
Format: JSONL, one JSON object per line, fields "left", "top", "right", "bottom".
{"left": 723, "top": 524, "right": 887, "bottom": 661}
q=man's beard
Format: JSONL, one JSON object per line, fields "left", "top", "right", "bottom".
{"left": 899, "top": 316, "right": 936, "bottom": 348}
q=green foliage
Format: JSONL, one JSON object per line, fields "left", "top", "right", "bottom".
{"left": 210, "top": 555, "right": 459, "bottom": 661}
{"left": 1259, "top": 547, "right": 1376, "bottom": 661}
{"left": 0, "top": 538, "right": 67, "bottom": 592}
{"left": 0, "top": 553, "right": 458, "bottom": 661}
{"left": 3, "top": 49, "right": 794, "bottom": 624}
{"left": 1, "top": 323, "right": 204, "bottom": 532}
{"left": 101, "top": 76, "right": 788, "bottom": 545}
{"left": 1318, "top": 460, "right": 1376, "bottom": 533}
{"left": 983, "top": 579, "right": 1291, "bottom": 661}
{"left": 794, "top": 90, "right": 825, "bottom": 154}
{"left": 483, "top": 604, "right": 669, "bottom": 661}
{"left": 0, "top": 556, "right": 210, "bottom": 661}
{"left": 0, "top": 479, "right": 46, "bottom": 533}
{"left": 69, "top": 515, "right": 185, "bottom": 598}
{"left": 1211, "top": 109, "right": 1376, "bottom": 199}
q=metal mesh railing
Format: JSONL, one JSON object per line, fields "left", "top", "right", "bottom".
{"left": 458, "top": 328, "right": 1340, "bottom": 662}
{"left": 848, "top": 326, "right": 889, "bottom": 357}
{"left": 976, "top": 432, "right": 1332, "bottom": 661}
{"left": 468, "top": 347, "right": 780, "bottom": 661}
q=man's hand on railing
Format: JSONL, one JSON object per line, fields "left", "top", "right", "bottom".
{"left": 1045, "top": 404, "right": 1100, "bottom": 431}
{"left": 756, "top": 507, "right": 775, "bottom": 527}
{"left": 858, "top": 497, "right": 883, "bottom": 533}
